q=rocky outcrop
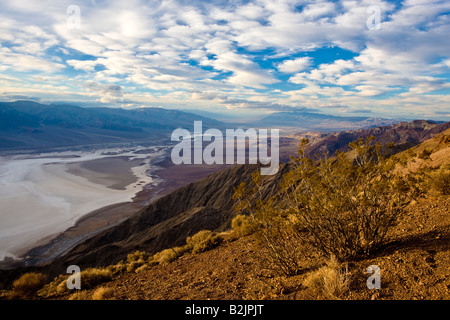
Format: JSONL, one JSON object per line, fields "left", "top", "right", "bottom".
{"left": 303, "top": 120, "right": 450, "bottom": 157}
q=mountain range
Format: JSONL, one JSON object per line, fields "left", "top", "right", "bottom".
{"left": 253, "top": 110, "right": 398, "bottom": 131}
{"left": 0, "top": 101, "right": 222, "bottom": 151}
{"left": 287, "top": 119, "right": 450, "bottom": 159}
{"left": 1, "top": 101, "right": 404, "bottom": 152}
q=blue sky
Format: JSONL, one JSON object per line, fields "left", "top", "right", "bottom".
{"left": 0, "top": 0, "right": 449, "bottom": 120}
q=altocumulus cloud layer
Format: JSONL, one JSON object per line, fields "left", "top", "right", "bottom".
{"left": 0, "top": 0, "right": 449, "bottom": 119}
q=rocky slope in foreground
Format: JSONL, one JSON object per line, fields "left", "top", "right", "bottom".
{"left": 62, "top": 194, "right": 450, "bottom": 300}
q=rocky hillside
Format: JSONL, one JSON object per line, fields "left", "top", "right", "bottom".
{"left": 58, "top": 188, "right": 449, "bottom": 300}
{"left": 253, "top": 110, "right": 397, "bottom": 130}
{"left": 282, "top": 120, "right": 450, "bottom": 161}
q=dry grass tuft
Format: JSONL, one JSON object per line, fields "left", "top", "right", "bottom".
{"left": 79, "top": 268, "right": 113, "bottom": 289}
{"left": 68, "top": 290, "right": 91, "bottom": 300}
{"left": 152, "top": 248, "right": 179, "bottom": 264}
{"left": 92, "top": 286, "right": 114, "bottom": 300}
{"left": 303, "top": 255, "right": 349, "bottom": 300}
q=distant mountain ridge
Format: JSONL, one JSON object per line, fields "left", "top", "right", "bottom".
{"left": 0, "top": 100, "right": 408, "bottom": 152}
{"left": 299, "top": 120, "right": 450, "bottom": 157}
{"left": 254, "top": 110, "right": 398, "bottom": 130}
{"left": 0, "top": 101, "right": 223, "bottom": 151}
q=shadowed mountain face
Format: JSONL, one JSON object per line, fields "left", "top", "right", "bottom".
{"left": 0, "top": 101, "right": 223, "bottom": 151}
{"left": 48, "top": 164, "right": 285, "bottom": 269}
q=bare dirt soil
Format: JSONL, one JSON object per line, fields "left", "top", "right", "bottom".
{"left": 59, "top": 194, "right": 448, "bottom": 300}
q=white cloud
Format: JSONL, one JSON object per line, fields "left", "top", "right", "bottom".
{"left": 301, "top": 2, "right": 336, "bottom": 19}
{"left": 278, "top": 57, "right": 312, "bottom": 73}
{"left": 202, "top": 39, "right": 279, "bottom": 88}
{"left": 355, "top": 85, "right": 390, "bottom": 97}
{"left": 0, "top": 0, "right": 449, "bottom": 119}
{"left": 0, "top": 47, "right": 64, "bottom": 73}
{"left": 84, "top": 81, "right": 124, "bottom": 103}
{"left": 66, "top": 59, "right": 98, "bottom": 72}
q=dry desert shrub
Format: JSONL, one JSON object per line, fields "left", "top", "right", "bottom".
{"left": 68, "top": 290, "right": 92, "bottom": 300}
{"left": 107, "top": 260, "right": 127, "bottom": 275}
{"left": 124, "top": 250, "right": 150, "bottom": 272}
{"left": 38, "top": 274, "right": 70, "bottom": 297}
{"left": 234, "top": 137, "right": 420, "bottom": 275}
{"left": 431, "top": 166, "right": 450, "bottom": 195}
{"left": 39, "top": 267, "right": 112, "bottom": 298}
{"left": 231, "top": 214, "right": 256, "bottom": 238}
{"left": 127, "top": 250, "right": 150, "bottom": 263}
{"left": 243, "top": 276, "right": 287, "bottom": 300}
{"left": 151, "top": 248, "right": 179, "bottom": 264}
{"left": 418, "top": 148, "right": 432, "bottom": 160}
{"left": 186, "top": 230, "right": 223, "bottom": 254}
{"left": 135, "top": 264, "right": 151, "bottom": 273}
{"left": 9, "top": 272, "right": 47, "bottom": 299}
{"left": 80, "top": 268, "right": 113, "bottom": 289}
{"left": 68, "top": 286, "right": 114, "bottom": 300}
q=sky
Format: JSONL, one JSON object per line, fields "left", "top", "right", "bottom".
{"left": 0, "top": 0, "right": 449, "bottom": 120}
